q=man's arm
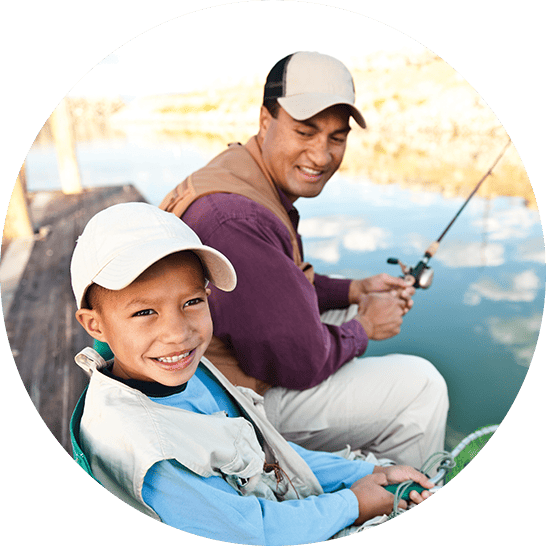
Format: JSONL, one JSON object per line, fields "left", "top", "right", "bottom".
{"left": 313, "top": 273, "right": 353, "bottom": 314}
{"left": 183, "top": 194, "right": 368, "bottom": 389}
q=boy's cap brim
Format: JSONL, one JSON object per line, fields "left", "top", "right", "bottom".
{"left": 71, "top": 202, "right": 237, "bottom": 308}
{"left": 92, "top": 239, "right": 237, "bottom": 293}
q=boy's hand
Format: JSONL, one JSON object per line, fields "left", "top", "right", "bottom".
{"left": 350, "top": 466, "right": 434, "bottom": 525}
{"left": 374, "top": 465, "right": 435, "bottom": 504}
{"left": 350, "top": 472, "right": 399, "bottom": 525}
{"left": 375, "top": 464, "right": 434, "bottom": 488}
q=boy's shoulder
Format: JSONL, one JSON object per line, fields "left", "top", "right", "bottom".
{"left": 78, "top": 363, "right": 265, "bottom": 479}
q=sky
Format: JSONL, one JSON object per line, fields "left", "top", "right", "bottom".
{"left": 67, "top": 2, "right": 426, "bottom": 98}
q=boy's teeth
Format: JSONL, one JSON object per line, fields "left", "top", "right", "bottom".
{"left": 157, "top": 351, "right": 190, "bottom": 363}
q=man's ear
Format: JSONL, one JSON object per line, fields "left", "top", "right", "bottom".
{"left": 75, "top": 309, "right": 108, "bottom": 342}
{"left": 258, "top": 105, "right": 273, "bottom": 139}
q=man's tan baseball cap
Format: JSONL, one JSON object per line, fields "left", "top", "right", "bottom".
{"left": 263, "top": 51, "right": 366, "bottom": 128}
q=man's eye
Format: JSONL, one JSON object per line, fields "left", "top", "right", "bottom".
{"left": 296, "top": 130, "right": 312, "bottom": 137}
{"left": 133, "top": 309, "right": 154, "bottom": 317}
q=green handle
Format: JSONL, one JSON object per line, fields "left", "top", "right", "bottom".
{"left": 384, "top": 483, "right": 426, "bottom": 501}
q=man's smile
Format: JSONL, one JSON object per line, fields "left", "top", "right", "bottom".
{"left": 297, "top": 165, "right": 325, "bottom": 180}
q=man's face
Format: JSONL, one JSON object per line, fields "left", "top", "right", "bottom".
{"left": 79, "top": 252, "right": 213, "bottom": 387}
{"left": 258, "top": 104, "right": 351, "bottom": 203}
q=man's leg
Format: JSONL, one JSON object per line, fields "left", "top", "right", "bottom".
{"left": 263, "top": 353, "right": 448, "bottom": 469}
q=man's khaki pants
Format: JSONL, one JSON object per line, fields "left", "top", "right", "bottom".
{"left": 263, "top": 306, "right": 449, "bottom": 469}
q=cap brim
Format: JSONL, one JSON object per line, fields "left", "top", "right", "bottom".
{"left": 192, "top": 247, "right": 238, "bottom": 292}
{"left": 92, "top": 238, "right": 237, "bottom": 295}
{"left": 278, "top": 94, "right": 366, "bottom": 128}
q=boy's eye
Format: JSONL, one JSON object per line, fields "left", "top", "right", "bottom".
{"left": 133, "top": 309, "right": 155, "bottom": 317}
{"left": 184, "top": 298, "right": 203, "bottom": 308}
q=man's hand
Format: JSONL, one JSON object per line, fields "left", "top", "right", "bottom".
{"left": 355, "top": 292, "right": 405, "bottom": 340}
{"left": 350, "top": 466, "right": 434, "bottom": 525}
{"left": 349, "top": 274, "right": 415, "bottom": 315}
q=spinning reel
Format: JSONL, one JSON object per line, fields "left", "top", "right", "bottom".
{"left": 387, "top": 255, "right": 434, "bottom": 289}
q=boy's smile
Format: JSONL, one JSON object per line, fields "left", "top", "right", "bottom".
{"left": 80, "top": 252, "right": 213, "bottom": 387}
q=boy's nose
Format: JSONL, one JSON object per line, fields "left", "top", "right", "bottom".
{"left": 159, "top": 313, "right": 193, "bottom": 344}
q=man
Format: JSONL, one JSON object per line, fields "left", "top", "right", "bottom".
{"left": 160, "top": 51, "right": 448, "bottom": 468}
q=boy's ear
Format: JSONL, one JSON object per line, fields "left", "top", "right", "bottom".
{"left": 75, "top": 308, "right": 108, "bottom": 342}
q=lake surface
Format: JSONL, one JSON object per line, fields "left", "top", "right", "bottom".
{"left": 25, "top": 136, "right": 545, "bottom": 450}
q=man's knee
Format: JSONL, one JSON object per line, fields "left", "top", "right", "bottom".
{"left": 401, "top": 355, "right": 449, "bottom": 410}
{"left": 422, "top": 358, "right": 448, "bottom": 404}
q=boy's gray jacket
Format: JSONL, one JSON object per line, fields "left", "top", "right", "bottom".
{"left": 74, "top": 348, "right": 325, "bottom": 520}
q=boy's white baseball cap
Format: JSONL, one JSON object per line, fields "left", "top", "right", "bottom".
{"left": 71, "top": 202, "right": 237, "bottom": 309}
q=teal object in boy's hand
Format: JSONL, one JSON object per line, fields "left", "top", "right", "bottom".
{"left": 384, "top": 483, "right": 426, "bottom": 501}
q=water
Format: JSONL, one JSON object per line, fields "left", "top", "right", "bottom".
{"left": 297, "top": 177, "right": 544, "bottom": 448}
{"left": 25, "top": 138, "right": 210, "bottom": 205}
{"left": 25, "top": 137, "right": 545, "bottom": 450}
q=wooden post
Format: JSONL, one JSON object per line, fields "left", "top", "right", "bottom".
{"left": 49, "top": 97, "right": 83, "bottom": 194}
{"left": 3, "top": 165, "right": 34, "bottom": 241}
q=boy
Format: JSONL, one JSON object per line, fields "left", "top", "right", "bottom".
{"left": 70, "top": 202, "right": 433, "bottom": 545}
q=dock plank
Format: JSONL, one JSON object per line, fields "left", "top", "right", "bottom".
{"left": 5, "top": 184, "right": 146, "bottom": 453}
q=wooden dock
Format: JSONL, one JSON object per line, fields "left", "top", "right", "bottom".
{"left": 4, "top": 184, "right": 146, "bottom": 453}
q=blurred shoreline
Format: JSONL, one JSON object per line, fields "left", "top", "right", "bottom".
{"left": 32, "top": 50, "right": 535, "bottom": 208}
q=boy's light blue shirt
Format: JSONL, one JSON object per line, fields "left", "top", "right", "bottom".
{"left": 142, "top": 364, "right": 374, "bottom": 545}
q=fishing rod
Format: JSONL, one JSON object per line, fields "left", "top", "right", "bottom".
{"left": 387, "top": 139, "right": 512, "bottom": 289}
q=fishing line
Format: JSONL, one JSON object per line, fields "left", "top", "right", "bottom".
{"left": 388, "top": 139, "right": 512, "bottom": 288}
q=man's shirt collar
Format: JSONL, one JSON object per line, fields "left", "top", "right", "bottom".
{"left": 276, "top": 186, "right": 300, "bottom": 229}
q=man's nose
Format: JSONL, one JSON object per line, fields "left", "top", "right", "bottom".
{"left": 306, "top": 137, "right": 331, "bottom": 166}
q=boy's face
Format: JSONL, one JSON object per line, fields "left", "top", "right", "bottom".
{"left": 77, "top": 252, "right": 212, "bottom": 387}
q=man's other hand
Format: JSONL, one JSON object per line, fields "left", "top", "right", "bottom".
{"left": 349, "top": 274, "right": 415, "bottom": 315}
{"left": 355, "top": 292, "right": 405, "bottom": 340}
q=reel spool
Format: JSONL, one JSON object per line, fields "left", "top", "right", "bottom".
{"left": 387, "top": 257, "right": 434, "bottom": 289}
